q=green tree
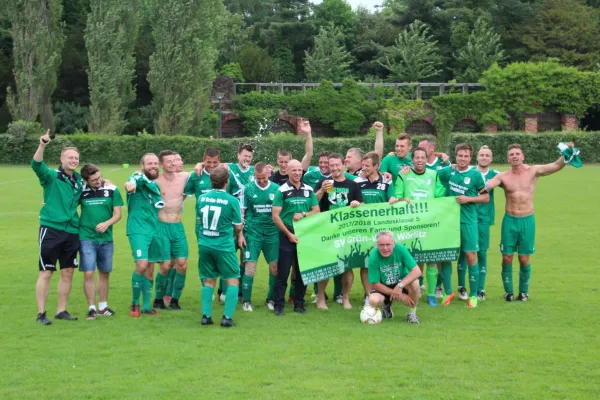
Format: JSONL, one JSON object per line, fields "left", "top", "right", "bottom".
{"left": 379, "top": 20, "right": 441, "bottom": 82}
{"left": 454, "top": 18, "right": 504, "bottom": 82}
{"left": 313, "top": 0, "right": 356, "bottom": 46}
{"left": 272, "top": 42, "right": 296, "bottom": 82}
{"left": 238, "top": 43, "right": 277, "bottom": 82}
{"left": 85, "top": 0, "right": 138, "bottom": 134}
{"left": 148, "top": 0, "right": 226, "bottom": 136}
{"left": 6, "top": 0, "right": 64, "bottom": 128}
{"left": 304, "top": 24, "right": 353, "bottom": 82}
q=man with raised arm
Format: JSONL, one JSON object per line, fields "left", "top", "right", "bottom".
{"left": 485, "top": 143, "right": 574, "bottom": 302}
{"left": 270, "top": 119, "right": 314, "bottom": 186}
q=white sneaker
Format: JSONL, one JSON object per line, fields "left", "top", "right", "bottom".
{"left": 335, "top": 295, "right": 343, "bottom": 304}
{"left": 434, "top": 287, "right": 443, "bottom": 299}
{"left": 457, "top": 286, "right": 468, "bottom": 301}
{"left": 219, "top": 293, "right": 226, "bottom": 304}
{"left": 312, "top": 297, "right": 317, "bottom": 304}
{"left": 243, "top": 302, "right": 253, "bottom": 312}
{"left": 420, "top": 284, "right": 426, "bottom": 296}
{"left": 265, "top": 300, "right": 274, "bottom": 311}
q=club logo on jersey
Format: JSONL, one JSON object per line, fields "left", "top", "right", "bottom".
{"left": 304, "top": 190, "right": 309, "bottom": 197}
{"left": 464, "top": 177, "right": 471, "bottom": 184}
{"left": 253, "top": 194, "right": 258, "bottom": 198}
{"left": 426, "top": 178, "right": 431, "bottom": 185}
{"left": 269, "top": 193, "right": 274, "bottom": 201}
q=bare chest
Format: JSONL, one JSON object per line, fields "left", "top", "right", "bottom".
{"left": 503, "top": 171, "right": 537, "bottom": 195}
{"left": 156, "top": 174, "right": 187, "bottom": 200}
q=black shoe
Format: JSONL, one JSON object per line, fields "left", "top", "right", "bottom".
{"left": 169, "top": 299, "right": 182, "bottom": 311}
{"left": 294, "top": 306, "right": 308, "bottom": 314}
{"left": 220, "top": 316, "right": 235, "bottom": 327}
{"left": 201, "top": 315, "right": 214, "bottom": 325}
{"left": 85, "top": 309, "right": 97, "bottom": 320}
{"left": 381, "top": 303, "right": 393, "bottom": 319}
{"left": 36, "top": 312, "right": 52, "bottom": 325}
{"left": 274, "top": 307, "right": 284, "bottom": 316}
{"left": 142, "top": 309, "right": 160, "bottom": 316}
{"left": 517, "top": 293, "right": 529, "bottom": 302}
{"left": 153, "top": 299, "right": 167, "bottom": 309}
{"left": 55, "top": 310, "right": 77, "bottom": 321}
{"left": 477, "top": 290, "right": 486, "bottom": 301}
{"left": 504, "top": 293, "right": 514, "bottom": 302}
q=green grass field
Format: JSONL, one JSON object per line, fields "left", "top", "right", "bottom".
{"left": 0, "top": 164, "right": 598, "bottom": 399}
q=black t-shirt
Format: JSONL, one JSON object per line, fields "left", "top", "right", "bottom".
{"left": 314, "top": 178, "right": 363, "bottom": 212}
{"left": 270, "top": 170, "right": 306, "bottom": 187}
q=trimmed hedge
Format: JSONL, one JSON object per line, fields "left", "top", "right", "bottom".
{"left": 1, "top": 131, "right": 598, "bottom": 165}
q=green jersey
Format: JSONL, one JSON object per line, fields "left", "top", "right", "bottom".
{"left": 426, "top": 157, "right": 450, "bottom": 171}
{"left": 438, "top": 166, "right": 486, "bottom": 224}
{"left": 183, "top": 168, "right": 236, "bottom": 199}
{"left": 126, "top": 173, "right": 163, "bottom": 235}
{"left": 31, "top": 160, "right": 83, "bottom": 234}
{"left": 477, "top": 168, "right": 500, "bottom": 225}
{"left": 379, "top": 154, "right": 413, "bottom": 183}
{"left": 197, "top": 189, "right": 242, "bottom": 252}
{"left": 228, "top": 163, "right": 255, "bottom": 197}
{"left": 273, "top": 182, "right": 318, "bottom": 227}
{"left": 368, "top": 243, "right": 417, "bottom": 286}
{"left": 242, "top": 180, "right": 280, "bottom": 237}
{"left": 394, "top": 168, "right": 446, "bottom": 201}
{"left": 302, "top": 169, "right": 357, "bottom": 189}
{"left": 354, "top": 174, "right": 394, "bottom": 204}
{"left": 79, "top": 182, "right": 124, "bottom": 241}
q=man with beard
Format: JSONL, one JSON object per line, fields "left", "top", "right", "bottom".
{"left": 228, "top": 143, "right": 255, "bottom": 199}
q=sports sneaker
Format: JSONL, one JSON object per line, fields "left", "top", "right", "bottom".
{"left": 153, "top": 299, "right": 167, "bottom": 309}
{"left": 219, "top": 293, "right": 226, "bottom": 304}
{"left": 85, "top": 309, "right": 97, "bottom": 320}
{"left": 406, "top": 312, "right": 420, "bottom": 324}
{"left": 36, "top": 311, "right": 52, "bottom": 325}
{"left": 435, "top": 286, "right": 443, "bottom": 299}
{"left": 427, "top": 296, "right": 437, "bottom": 307}
{"left": 467, "top": 296, "right": 478, "bottom": 308}
{"left": 381, "top": 303, "right": 393, "bottom": 318}
{"left": 55, "top": 310, "right": 78, "bottom": 321}
{"left": 274, "top": 307, "right": 284, "bottom": 316}
{"left": 142, "top": 309, "right": 160, "bottom": 316}
{"left": 201, "top": 315, "right": 214, "bottom": 325}
{"left": 163, "top": 296, "right": 172, "bottom": 306}
{"left": 169, "top": 299, "right": 182, "bottom": 311}
{"left": 220, "top": 316, "right": 235, "bottom": 327}
{"left": 243, "top": 302, "right": 254, "bottom": 312}
{"left": 442, "top": 292, "right": 455, "bottom": 306}
{"left": 98, "top": 307, "right": 116, "bottom": 316}
{"left": 334, "top": 295, "right": 343, "bottom": 305}
{"left": 457, "top": 286, "right": 468, "bottom": 300}
{"left": 477, "top": 290, "right": 486, "bottom": 301}
{"left": 265, "top": 300, "right": 275, "bottom": 311}
{"left": 130, "top": 303, "right": 140, "bottom": 318}
{"left": 504, "top": 293, "right": 514, "bottom": 302}
{"left": 294, "top": 306, "right": 308, "bottom": 314}
{"left": 517, "top": 293, "right": 529, "bottom": 302}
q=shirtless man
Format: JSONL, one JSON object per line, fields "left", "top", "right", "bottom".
{"left": 485, "top": 143, "right": 574, "bottom": 302}
{"left": 152, "top": 150, "right": 190, "bottom": 310}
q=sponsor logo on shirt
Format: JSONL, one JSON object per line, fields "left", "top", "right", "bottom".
{"left": 464, "top": 177, "right": 471, "bottom": 184}
{"left": 269, "top": 193, "right": 274, "bottom": 201}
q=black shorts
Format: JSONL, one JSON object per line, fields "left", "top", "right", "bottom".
{"left": 38, "top": 226, "right": 80, "bottom": 271}
{"left": 370, "top": 285, "right": 408, "bottom": 304}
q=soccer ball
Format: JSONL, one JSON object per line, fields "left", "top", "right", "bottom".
{"left": 360, "top": 305, "right": 382, "bottom": 324}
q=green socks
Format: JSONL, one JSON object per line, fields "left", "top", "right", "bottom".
{"left": 267, "top": 273, "right": 276, "bottom": 301}
{"left": 457, "top": 252, "right": 467, "bottom": 287}
{"left": 224, "top": 285, "right": 239, "bottom": 319}
{"left": 333, "top": 274, "right": 342, "bottom": 298}
{"left": 441, "top": 262, "right": 453, "bottom": 295}
{"left": 155, "top": 272, "right": 167, "bottom": 300}
{"left": 131, "top": 272, "right": 144, "bottom": 305}
{"left": 201, "top": 286, "right": 214, "bottom": 317}
{"left": 289, "top": 282, "right": 296, "bottom": 298}
{"left": 478, "top": 251, "right": 487, "bottom": 292}
{"left": 141, "top": 277, "right": 153, "bottom": 312}
{"left": 502, "top": 264, "right": 514, "bottom": 294}
{"left": 165, "top": 267, "right": 176, "bottom": 297}
{"left": 519, "top": 264, "right": 531, "bottom": 294}
{"left": 468, "top": 263, "right": 479, "bottom": 297}
{"left": 242, "top": 275, "right": 254, "bottom": 302}
{"left": 172, "top": 272, "right": 186, "bottom": 300}
{"left": 426, "top": 265, "right": 438, "bottom": 296}
{"left": 436, "top": 273, "right": 443, "bottom": 288}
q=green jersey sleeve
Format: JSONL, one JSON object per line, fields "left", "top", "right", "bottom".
{"left": 113, "top": 187, "right": 125, "bottom": 207}
{"left": 31, "top": 159, "right": 55, "bottom": 187}
{"left": 394, "top": 175, "right": 406, "bottom": 198}
{"left": 399, "top": 245, "right": 417, "bottom": 270}
{"left": 273, "top": 190, "right": 284, "bottom": 207}
{"left": 232, "top": 199, "right": 243, "bottom": 225}
{"left": 379, "top": 155, "right": 391, "bottom": 174}
{"left": 434, "top": 174, "right": 446, "bottom": 198}
{"left": 367, "top": 251, "right": 382, "bottom": 284}
{"left": 437, "top": 167, "right": 451, "bottom": 185}
{"left": 386, "top": 181, "right": 395, "bottom": 200}
{"left": 309, "top": 191, "right": 318, "bottom": 207}
{"left": 184, "top": 173, "right": 197, "bottom": 196}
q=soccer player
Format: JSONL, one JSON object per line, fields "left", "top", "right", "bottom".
{"left": 164, "top": 153, "right": 185, "bottom": 306}
{"left": 228, "top": 143, "right": 255, "bottom": 198}
{"left": 419, "top": 138, "right": 450, "bottom": 171}
{"left": 394, "top": 147, "right": 446, "bottom": 306}
{"left": 314, "top": 153, "right": 363, "bottom": 309}
{"left": 32, "top": 130, "right": 83, "bottom": 325}
{"left": 197, "top": 166, "right": 243, "bottom": 327}
{"left": 238, "top": 162, "right": 280, "bottom": 311}
{"left": 302, "top": 151, "right": 332, "bottom": 189}
{"left": 437, "top": 144, "right": 489, "bottom": 308}
{"left": 484, "top": 142, "right": 574, "bottom": 302}
{"left": 152, "top": 150, "right": 190, "bottom": 311}
{"left": 270, "top": 119, "right": 314, "bottom": 186}
{"left": 79, "top": 164, "right": 123, "bottom": 319}
{"left": 272, "top": 160, "right": 320, "bottom": 316}
{"left": 345, "top": 121, "right": 385, "bottom": 176}
{"left": 379, "top": 134, "right": 414, "bottom": 184}
{"left": 368, "top": 231, "right": 422, "bottom": 323}
{"left": 124, "top": 153, "right": 163, "bottom": 317}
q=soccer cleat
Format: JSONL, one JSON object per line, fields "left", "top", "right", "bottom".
{"left": 406, "top": 312, "right": 420, "bottom": 324}
{"left": 442, "top": 292, "right": 455, "bottom": 306}
{"left": 477, "top": 290, "right": 486, "bottom": 301}
{"left": 504, "top": 293, "right": 514, "bottom": 302}
{"left": 98, "top": 307, "right": 116, "bottom": 316}
{"left": 85, "top": 309, "right": 97, "bottom": 320}
{"left": 243, "top": 302, "right": 254, "bottom": 312}
{"left": 163, "top": 296, "right": 172, "bottom": 306}
{"left": 274, "top": 307, "right": 284, "bottom": 317}
{"left": 169, "top": 299, "right": 182, "bottom": 311}
{"left": 219, "top": 293, "right": 226, "bottom": 304}
{"left": 467, "top": 296, "right": 478, "bottom": 308}
{"left": 265, "top": 300, "right": 275, "bottom": 311}
{"left": 153, "top": 299, "right": 167, "bottom": 309}
{"left": 457, "top": 286, "right": 468, "bottom": 300}
{"left": 435, "top": 286, "right": 443, "bottom": 299}
{"left": 294, "top": 306, "right": 308, "bottom": 314}
{"left": 55, "top": 310, "right": 78, "bottom": 321}
{"left": 334, "top": 295, "right": 343, "bottom": 305}
{"left": 129, "top": 303, "right": 140, "bottom": 318}
{"left": 381, "top": 303, "right": 394, "bottom": 319}
{"left": 142, "top": 309, "right": 160, "bottom": 316}
{"left": 201, "top": 315, "right": 214, "bottom": 325}
{"left": 220, "top": 316, "right": 235, "bottom": 327}
{"left": 427, "top": 296, "right": 437, "bottom": 307}
{"left": 36, "top": 312, "right": 52, "bottom": 325}
{"left": 517, "top": 293, "right": 529, "bottom": 302}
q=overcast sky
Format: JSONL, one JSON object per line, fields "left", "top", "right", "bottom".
{"left": 312, "top": 0, "right": 382, "bottom": 11}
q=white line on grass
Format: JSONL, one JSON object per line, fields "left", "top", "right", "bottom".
{"left": 107, "top": 167, "right": 123, "bottom": 172}
{"left": 0, "top": 178, "right": 37, "bottom": 185}
{"left": 0, "top": 212, "right": 38, "bottom": 215}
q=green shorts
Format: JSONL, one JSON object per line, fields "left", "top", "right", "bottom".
{"left": 500, "top": 214, "right": 535, "bottom": 255}
{"left": 242, "top": 232, "right": 279, "bottom": 263}
{"left": 460, "top": 222, "right": 479, "bottom": 253}
{"left": 478, "top": 222, "right": 491, "bottom": 251}
{"left": 150, "top": 221, "right": 188, "bottom": 262}
{"left": 128, "top": 233, "right": 158, "bottom": 261}
{"left": 198, "top": 245, "right": 240, "bottom": 280}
